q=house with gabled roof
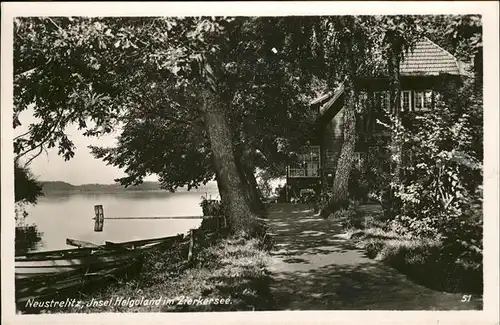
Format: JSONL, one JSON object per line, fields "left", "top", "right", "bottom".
{"left": 285, "top": 37, "right": 471, "bottom": 199}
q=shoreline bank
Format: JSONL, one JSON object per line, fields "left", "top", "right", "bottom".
{"left": 20, "top": 217, "right": 274, "bottom": 314}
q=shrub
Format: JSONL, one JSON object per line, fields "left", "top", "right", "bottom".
{"left": 200, "top": 197, "right": 224, "bottom": 217}
{"left": 348, "top": 168, "right": 371, "bottom": 202}
{"left": 257, "top": 175, "right": 272, "bottom": 199}
{"left": 329, "top": 200, "right": 367, "bottom": 229}
{"left": 361, "top": 78, "right": 482, "bottom": 225}
{"left": 389, "top": 79, "right": 482, "bottom": 224}
{"left": 387, "top": 215, "right": 441, "bottom": 239}
{"left": 317, "top": 189, "right": 333, "bottom": 212}
{"left": 363, "top": 238, "right": 385, "bottom": 258}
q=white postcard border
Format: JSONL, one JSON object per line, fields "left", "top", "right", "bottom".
{"left": 2, "top": 2, "right": 498, "bottom": 325}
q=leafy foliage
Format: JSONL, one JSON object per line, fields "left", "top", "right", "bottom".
{"left": 14, "top": 17, "right": 321, "bottom": 192}
{"left": 390, "top": 80, "right": 482, "bottom": 223}
{"left": 15, "top": 224, "right": 43, "bottom": 254}
{"left": 359, "top": 78, "right": 485, "bottom": 271}
{"left": 348, "top": 15, "right": 483, "bottom": 234}
{"left": 200, "top": 198, "right": 224, "bottom": 217}
{"left": 14, "top": 160, "right": 43, "bottom": 205}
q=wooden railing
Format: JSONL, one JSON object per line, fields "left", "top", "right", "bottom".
{"left": 186, "top": 214, "right": 228, "bottom": 263}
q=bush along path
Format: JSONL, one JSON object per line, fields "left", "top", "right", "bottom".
{"left": 266, "top": 203, "right": 482, "bottom": 310}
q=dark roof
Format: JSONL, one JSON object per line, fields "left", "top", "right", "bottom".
{"left": 310, "top": 91, "right": 333, "bottom": 106}
{"left": 400, "top": 37, "right": 470, "bottom": 76}
{"left": 314, "top": 84, "right": 344, "bottom": 122}
{"left": 318, "top": 84, "right": 344, "bottom": 116}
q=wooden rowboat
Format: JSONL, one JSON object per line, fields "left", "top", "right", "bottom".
{"left": 16, "top": 234, "right": 183, "bottom": 281}
{"left": 16, "top": 251, "right": 140, "bottom": 280}
{"left": 15, "top": 234, "right": 184, "bottom": 305}
{"left": 16, "top": 259, "right": 140, "bottom": 304}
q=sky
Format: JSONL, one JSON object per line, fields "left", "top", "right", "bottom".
{"left": 13, "top": 110, "right": 285, "bottom": 189}
{"left": 15, "top": 110, "right": 158, "bottom": 185}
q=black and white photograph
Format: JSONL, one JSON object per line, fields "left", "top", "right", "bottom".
{"left": 1, "top": 2, "right": 499, "bottom": 325}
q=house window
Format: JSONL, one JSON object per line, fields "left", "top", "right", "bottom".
{"left": 373, "top": 91, "right": 390, "bottom": 112}
{"left": 400, "top": 90, "right": 412, "bottom": 111}
{"left": 414, "top": 90, "right": 433, "bottom": 111}
{"left": 288, "top": 146, "right": 321, "bottom": 178}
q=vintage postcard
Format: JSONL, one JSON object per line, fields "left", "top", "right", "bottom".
{"left": 1, "top": 2, "right": 498, "bottom": 325}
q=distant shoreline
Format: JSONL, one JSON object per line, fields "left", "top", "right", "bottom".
{"left": 39, "top": 181, "right": 219, "bottom": 196}
{"left": 41, "top": 189, "right": 214, "bottom": 195}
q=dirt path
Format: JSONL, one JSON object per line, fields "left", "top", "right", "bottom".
{"left": 266, "top": 203, "right": 482, "bottom": 310}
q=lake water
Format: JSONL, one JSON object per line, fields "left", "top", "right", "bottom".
{"left": 20, "top": 190, "right": 219, "bottom": 253}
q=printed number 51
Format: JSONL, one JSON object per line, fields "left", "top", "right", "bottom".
{"left": 461, "top": 295, "right": 472, "bottom": 302}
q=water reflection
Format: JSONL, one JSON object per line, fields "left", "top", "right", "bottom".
{"left": 15, "top": 225, "right": 44, "bottom": 254}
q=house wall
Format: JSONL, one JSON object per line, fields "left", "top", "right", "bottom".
{"left": 317, "top": 75, "right": 462, "bottom": 191}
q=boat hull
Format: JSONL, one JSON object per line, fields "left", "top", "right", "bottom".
{"left": 16, "top": 249, "right": 142, "bottom": 280}
{"left": 15, "top": 233, "right": 184, "bottom": 306}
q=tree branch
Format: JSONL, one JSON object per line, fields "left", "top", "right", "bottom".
{"left": 15, "top": 111, "right": 65, "bottom": 161}
{"left": 23, "top": 145, "right": 44, "bottom": 167}
{"left": 46, "top": 17, "right": 64, "bottom": 32}
{"left": 14, "top": 130, "right": 32, "bottom": 141}
{"left": 16, "top": 67, "right": 38, "bottom": 78}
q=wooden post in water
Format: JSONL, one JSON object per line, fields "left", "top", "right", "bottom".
{"left": 94, "top": 205, "right": 104, "bottom": 232}
{"left": 187, "top": 229, "right": 194, "bottom": 262}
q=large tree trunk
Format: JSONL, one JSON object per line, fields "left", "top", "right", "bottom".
{"left": 235, "top": 150, "right": 266, "bottom": 215}
{"left": 320, "top": 80, "right": 357, "bottom": 218}
{"left": 200, "top": 88, "right": 255, "bottom": 236}
{"left": 388, "top": 48, "right": 403, "bottom": 181}
{"left": 387, "top": 48, "right": 401, "bottom": 117}
{"left": 212, "top": 155, "right": 229, "bottom": 206}
{"left": 243, "top": 160, "right": 266, "bottom": 214}
{"left": 319, "top": 20, "right": 359, "bottom": 218}
{"left": 332, "top": 98, "right": 357, "bottom": 201}
{"left": 386, "top": 34, "right": 403, "bottom": 218}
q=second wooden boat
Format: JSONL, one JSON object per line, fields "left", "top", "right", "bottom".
{"left": 15, "top": 233, "right": 185, "bottom": 305}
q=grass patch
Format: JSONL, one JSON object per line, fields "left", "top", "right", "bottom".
{"left": 349, "top": 228, "right": 483, "bottom": 294}
{"left": 42, "top": 230, "right": 273, "bottom": 313}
